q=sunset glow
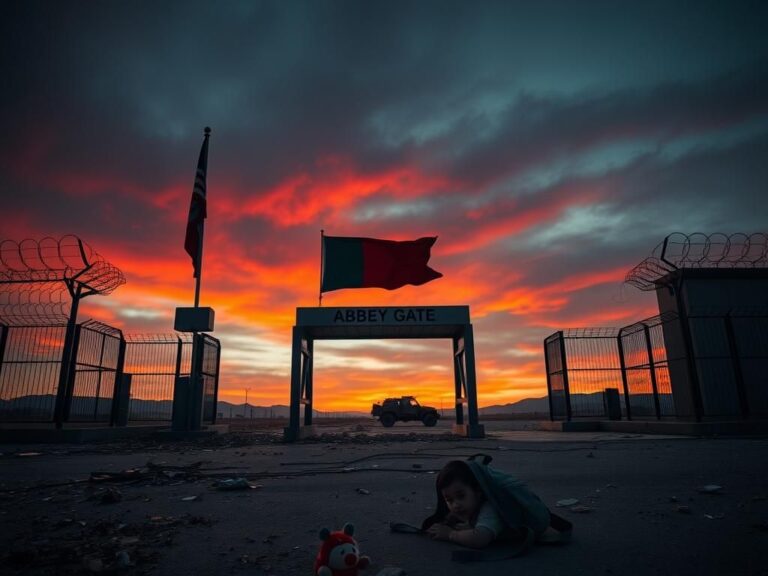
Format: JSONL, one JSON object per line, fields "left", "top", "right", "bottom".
{"left": 2, "top": 2, "right": 766, "bottom": 412}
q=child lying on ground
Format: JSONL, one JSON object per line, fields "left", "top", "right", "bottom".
{"left": 425, "top": 460, "right": 508, "bottom": 549}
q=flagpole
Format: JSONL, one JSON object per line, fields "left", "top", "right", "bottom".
{"left": 318, "top": 229, "right": 324, "bottom": 307}
{"left": 194, "top": 223, "right": 204, "bottom": 308}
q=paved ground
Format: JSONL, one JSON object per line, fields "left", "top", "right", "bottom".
{"left": 1, "top": 419, "right": 767, "bottom": 576}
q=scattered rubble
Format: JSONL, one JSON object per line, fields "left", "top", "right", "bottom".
{"left": 4, "top": 513, "right": 213, "bottom": 574}
{"left": 213, "top": 478, "right": 262, "bottom": 491}
{"left": 698, "top": 484, "right": 724, "bottom": 494}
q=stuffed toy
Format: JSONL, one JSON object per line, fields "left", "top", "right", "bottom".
{"left": 314, "top": 523, "right": 370, "bottom": 576}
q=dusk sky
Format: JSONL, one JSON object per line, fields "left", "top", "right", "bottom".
{"left": 1, "top": 1, "right": 767, "bottom": 410}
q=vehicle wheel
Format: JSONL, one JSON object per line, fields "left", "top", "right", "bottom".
{"left": 422, "top": 413, "right": 438, "bottom": 427}
{"left": 380, "top": 413, "right": 396, "bottom": 427}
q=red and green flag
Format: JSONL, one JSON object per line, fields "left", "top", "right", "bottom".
{"left": 321, "top": 235, "right": 443, "bottom": 292}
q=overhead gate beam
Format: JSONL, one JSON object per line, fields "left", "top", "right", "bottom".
{"left": 284, "top": 306, "right": 484, "bottom": 441}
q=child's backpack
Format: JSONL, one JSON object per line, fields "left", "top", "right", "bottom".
{"left": 391, "top": 453, "right": 573, "bottom": 562}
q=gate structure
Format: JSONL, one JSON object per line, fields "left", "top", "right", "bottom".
{"left": 546, "top": 233, "right": 768, "bottom": 423}
{"left": 284, "top": 306, "right": 484, "bottom": 441}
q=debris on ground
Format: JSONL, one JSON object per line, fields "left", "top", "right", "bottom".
{"left": 180, "top": 495, "right": 200, "bottom": 502}
{"left": 356, "top": 488, "right": 371, "bottom": 495}
{"left": 569, "top": 505, "right": 592, "bottom": 513}
{"left": 376, "top": 568, "right": 407, "bottom": 576}
{"left": 556, "top": 498, "right": 579, "bottom": 507}
{"left": 114, "top": 550, "right": 133, "bottom": 568}
{"left": 4, "top": 513, "right": 209, "bottom": 574}
{"left": 675, "top": 505, "right": 692, "bottom": 514}
{"left": 213, "top": 478, "right": 262, "bottom": 491}
{"left": 698, "top": 484, "right": 723, "bottom": 494}
{"left": 704, "top": 513, "right": 725, "bottom": 520}
{"left": 99, "top": 487, "right": 122, "bottom": 504}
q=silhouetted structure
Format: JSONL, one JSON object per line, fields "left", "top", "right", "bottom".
{"left": 285, "top": 306, "right": 483, "bottom": 441}
{"left": 0, "top": 236, "right": 221, "bottom": 428}
{"left": 545, "top": 233, "right": 768, "bottom": 424}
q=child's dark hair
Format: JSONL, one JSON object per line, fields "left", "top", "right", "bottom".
{"left": 436, "top": 460, "right": 481, "bottom": 493}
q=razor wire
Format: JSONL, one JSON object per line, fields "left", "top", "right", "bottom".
{"left": 0, "top": 283, "right": 70, "bottom": 324}
{"left": 0, "top": 235, "right": 125, "bottom": 295}
{"left": 625, "top": 232, "right": 768, "bottom": 291}
{"left": 0, "top": 235, "right": 125, "bottom": 325}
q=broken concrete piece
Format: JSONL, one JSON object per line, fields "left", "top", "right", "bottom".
{"left": 698, "top": 484, "right": 723, "bottom": 494}
{"left": 376, "top": 569, "right": 406, "bottom": 576}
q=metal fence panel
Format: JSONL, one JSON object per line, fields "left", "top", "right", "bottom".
{"left": 68, "top": 324, "right": 122, "bottom": 422}
{"left": 1, "top": 321, "right": 222, "bottom": 426}
{"left": 562, "top": 334, "right": 622, "bottom": 418}
{"left": 0, "top": 325, "right": 66, "bottom": 421}
{"left": 124, "top": 335, "right": 192, "bottom": 421}
{"left": 546, "top": 310, "right": 767, "bottom": 422}
{"left": 544, "top": 334, "right": 567, "bottom": 420}
{"left": 200, "top": 334, "right": 220, "bottom": 423}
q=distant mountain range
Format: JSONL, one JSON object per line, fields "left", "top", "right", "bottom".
{"left": 1, "top": 393, "right": 669, "bottom": 420}
{"left": 0, "top": 394, "right": 552, "bottom": 419}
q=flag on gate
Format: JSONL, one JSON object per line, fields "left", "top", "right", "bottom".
{"left": 184, "top": 128, "right": 210, "bottom": 278}
{"left": 321, "top": 235, "right": 443, "bottom": 292}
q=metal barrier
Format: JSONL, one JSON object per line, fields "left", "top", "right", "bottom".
{"left": 199, "top": 333, "right": 221, "bottom": 424}
{"left": 1, "top": 321, "right": 222, "bottom": 425}
{"left": 619, "top": 314, "right": 677, "bottom": 419}
{"left": 123, "top": 334, "right": 193, "bottom": 421}
{"left": 545, "top": 311, "right": 768, "bottom": 421}
{"left": 0, "top": 323, "right": 67, "bottom": 421}
{"left": 544, "top": 328, "right": 622, "bottom": 419}
{"left": 67, "top": 321, "right": 124, "bottom": 422}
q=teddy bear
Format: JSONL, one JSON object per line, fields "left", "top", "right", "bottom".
{"left": 314, "top": 523, "right": 371, "bottom": 576}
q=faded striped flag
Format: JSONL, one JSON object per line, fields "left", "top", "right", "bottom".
{"left": 184, "top": 127, "right": 210, "bottom": 278}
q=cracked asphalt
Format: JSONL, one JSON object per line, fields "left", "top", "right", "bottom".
{"left": 1, "top": 419, "right": 767, "bottom": 576}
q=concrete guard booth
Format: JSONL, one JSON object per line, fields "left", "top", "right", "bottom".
{"left": 284, "top": 305, "right": 485, "bottom": 441}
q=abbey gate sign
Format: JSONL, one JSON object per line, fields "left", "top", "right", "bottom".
{"left": 284, "top": 306, "right": 484, "bottom": 441}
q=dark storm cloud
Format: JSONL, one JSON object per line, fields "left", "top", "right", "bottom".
{"left": 3, "top": 1, "right": 767, "bottom": 201}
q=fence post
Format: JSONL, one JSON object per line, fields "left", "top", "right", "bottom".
{"left": 189, "top": 333, "right": 204, "bottom": 431}
{"left": 558, "top": 331, "right": 572, "bottom": 421}
{"left": 110, "top": 331, "right": 127, "bottom": 426}
{"left": 54, "top": 288, "right": 81, "bottom": 428}
{"left": 616, "top": 332, "right": 632, "bottom": 420}
{"left": 174, "top": 336, "right": 183, "bottom": 380}
{"left": 212, "top": 337, "right": 221, "bottom": 425}
{"left": 0, "top": 324, "right": 8, "bottom": 383}
{"left": 543, "top": 337, "right": 554, "bottom": 421}
{"left": 62, "top": 324, "right": 82, "bottom": 423}
{"left": 93, "top": 329, "right": 108, "bottom": 422}
{"left": 723, "top": 314, "right": 749, "bottom": 419}
{"left": 643, "top": 324, "right": 662, "bottom": 420}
